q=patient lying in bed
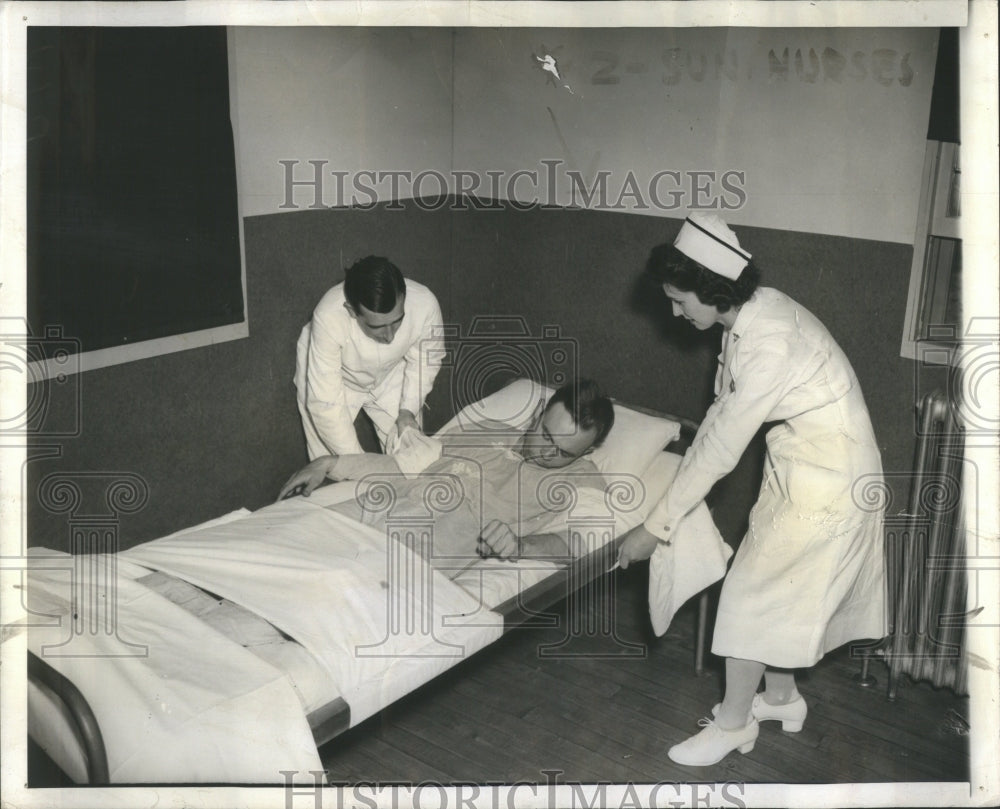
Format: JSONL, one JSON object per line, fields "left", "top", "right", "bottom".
{"left": 280, "top": 379, "right": 615, "bottom": 569}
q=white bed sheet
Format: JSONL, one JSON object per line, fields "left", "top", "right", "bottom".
{"left": 136, "top": 506, "right": 339, "bottom": 714}
{"left": 135, "top": 569, "right": 336, "bottom": 716}
{"left": 121, "top": 497, "right": 505, "bottom": 727}
{"left": 26, "top": 549, "right": 322, "bottom": 784}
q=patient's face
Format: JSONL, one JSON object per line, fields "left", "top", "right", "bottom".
{"left": 518, "top": 402, "right": 598, "bottom": 468}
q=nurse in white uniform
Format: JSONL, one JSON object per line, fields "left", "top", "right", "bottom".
{"left": 618, "top": 214, "right": 886, "bottom": 766}
{"left": 294, "top": 256, "right": 443, "bottom": 458}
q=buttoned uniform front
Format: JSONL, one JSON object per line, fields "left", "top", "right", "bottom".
{"left": 644, "top": 287, "right": 886, "bottom": 668}
{"left": 294, "top": 280, "right": 443, "bottom": 458}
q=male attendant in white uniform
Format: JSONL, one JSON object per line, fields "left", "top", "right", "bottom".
{"left": 294, "top": 256, "right": 444, "bottom": 458}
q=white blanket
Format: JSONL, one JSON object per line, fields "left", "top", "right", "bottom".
{"left": 26, "top": 549, "right": 322, "bottom": 784}
{"left": 121, "top": 497, "right": 502, "bottom": 726}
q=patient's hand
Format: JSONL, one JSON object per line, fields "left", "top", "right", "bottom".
{"left": 617, "top": 524, "right": 662, "bottom": 569}
{"left": 396, "top": 409, "right": 420, "bottom": 436}
{"left": 477, "top": 519, "right": 520, "bottom": 560}
{"left": 278, "top": 455, "right": 338, "bottom": 500}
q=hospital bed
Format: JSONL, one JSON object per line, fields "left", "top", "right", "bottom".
{"left": 24, "top": 379, "right": 728, "bottom": 784}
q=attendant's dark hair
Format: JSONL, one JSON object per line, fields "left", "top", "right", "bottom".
{"left": 344, "top": 256, "right": 406, "bottom": 313}
{"left": 646, "top": 243, "right": 760, "bottom": 313}
{"left": 547, "top": 378, "right": 615, "bottom": 447}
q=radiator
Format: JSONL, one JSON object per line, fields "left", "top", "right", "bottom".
{"left": 883, "top": 390, "right": 968, "bottom": 699}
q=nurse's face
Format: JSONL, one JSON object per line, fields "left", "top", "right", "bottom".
{"left": 662, "top": 284, "right": 721, "bottom": 331}
{"left": 348, "top": 297, "right": 405, "bottom": 344}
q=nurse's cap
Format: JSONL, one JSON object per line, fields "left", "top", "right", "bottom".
{"left": 674, "top": 212, "right": 751, "bottom": 280}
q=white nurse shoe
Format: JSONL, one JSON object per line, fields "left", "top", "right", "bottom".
{"left": 711, "top": 692, "right": 808, "bottom": 732}
{"left": 750, "top": 692, "right": 808, "bottom": 732}
{"left": 667, "top": 717, "right": 759, "bottom": 766}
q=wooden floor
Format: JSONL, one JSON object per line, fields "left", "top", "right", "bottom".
{"left": 319, "top": 566, "right": 970, "bottom": 785}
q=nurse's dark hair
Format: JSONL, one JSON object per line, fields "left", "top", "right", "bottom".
{"left": 546, "top": 378, "right": 615, "bottom": 448}
{"left": 646, "top": 243, "right": 760, "bottom": 313}
{"left": 343, "top": 256, "right": 406, "bottom": 313}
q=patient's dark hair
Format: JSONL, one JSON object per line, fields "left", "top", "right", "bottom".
{"left": 344, "top": 256, "right": 406, "bottom": 313}
{"left": 646, "top": 243, "right": 760, "bottom": 313}
{"left": 547, "top": 379, "right": 615, "bottom": 447}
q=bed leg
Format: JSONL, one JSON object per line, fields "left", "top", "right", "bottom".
{"left": 695, "top": 591, "right": 708, "bottom": 675}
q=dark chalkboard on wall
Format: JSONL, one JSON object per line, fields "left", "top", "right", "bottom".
{"left": 26, "top": 26, "right": 243, "bottom": 363}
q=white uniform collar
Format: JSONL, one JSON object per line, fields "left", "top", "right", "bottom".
{"left": 727, "top": 287, "right": 768, "bottom": 342}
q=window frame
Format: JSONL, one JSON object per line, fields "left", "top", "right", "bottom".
{"left": 900, "top": 139, "right": 962, "bottom": 364}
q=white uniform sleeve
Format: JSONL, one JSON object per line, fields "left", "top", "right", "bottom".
{"left": 644, "top": 342, "right": 797, "bottom": 540}
{"left": 305, "top": 313, "right": 365, "bottom": 455}
{"left": 399, "top": 292, "right": 444, "bottom": 418}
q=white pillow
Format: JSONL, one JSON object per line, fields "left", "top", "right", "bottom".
{"left": 593, "top": 401, "right": 681, "bottom": 479}
{"left": 437, "top": 378, "right": 681, "bottom": 480}
{"left": 438, "top": 377, "right": 550, "bottom": 434}
{"left": 615, "top": 451, "right": 682, "bottom": 532}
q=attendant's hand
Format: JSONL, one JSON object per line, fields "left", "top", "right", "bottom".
{"left": 395, "top": 409, "right": 420, "bottom": 436}
{"left": 279, "top": 455, "right": 338, "bottom": 500}
{"left": 477, "top": 519, "right": 521, "bottom": 560}
{"left": 617, "top": 524, "right": 663, "bottom": 570}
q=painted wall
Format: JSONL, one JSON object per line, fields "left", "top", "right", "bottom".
{"left": 229, "top": 27, "right": 455, "bottom": 217}
{"left": 452, "top": 27, "right": 937, "bottom": 244}
{"left": 231, "top": 26, "right": 936, "bottom": 242}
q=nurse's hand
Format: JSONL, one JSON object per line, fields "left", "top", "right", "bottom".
{"left": 279, "top": 455, "right": 338, "bottom": 500}
{"left": 396, "top": 409, "right": 420, "bottom": 436}
{"left": 617, "top": 524, "right": 662, "bottom": 570}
